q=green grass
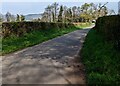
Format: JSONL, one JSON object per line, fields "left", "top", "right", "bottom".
{"left": 81, "top": 29, "right": 120, "bottom": 85}
{"left": 2, "top": 26, "right": 85, "bottom": 55}
{"left": 75, "top": 22, "right": 94, "bottom": 28}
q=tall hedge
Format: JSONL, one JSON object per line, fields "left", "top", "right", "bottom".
{"left": 95, "top": 15, "right": 120, "bottom": 50}
{"left": 2, "top": 22, "right": 74, "bottom": 38}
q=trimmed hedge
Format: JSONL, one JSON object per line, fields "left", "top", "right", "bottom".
{"left": 95, "top": 15, "right": 120, "bottom": 50}
{"left": 2, "top": 22, "right": 74, "bottom": 38}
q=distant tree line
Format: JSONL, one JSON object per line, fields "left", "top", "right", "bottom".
{"left": 0, "top": 12, "right": 25, "bottom": 22}
{"left": 0, "top": 2, "right": 116, "bottom": 23}
{"left": 40, "top": 2, "right": 116, "bottom": 23}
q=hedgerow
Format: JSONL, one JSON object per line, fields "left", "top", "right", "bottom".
{"left": 2, "top": 22, "right": 74, "bottom": 38}
{"left": 95, "top": 15, "right": 120, "bottom": 50}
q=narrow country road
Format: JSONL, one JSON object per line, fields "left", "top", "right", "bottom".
{"left": 2, "top": 28, "right": 90, "bottom": 84}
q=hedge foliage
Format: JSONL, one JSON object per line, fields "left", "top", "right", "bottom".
{"left": 2, "top": 22, "right": 74, "bottom": 38}
{"left": 95, "top": 15, "right": 120, "bottom": 50}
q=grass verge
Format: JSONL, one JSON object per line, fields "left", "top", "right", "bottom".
{"left": 2, "top": 26, "right": 83, "bottom": 55}
{"left": 81, "top": 29, "right": 120, "bottom": 85}
{"left": 74, "top": 22, "right": 94, "bottom": 28}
